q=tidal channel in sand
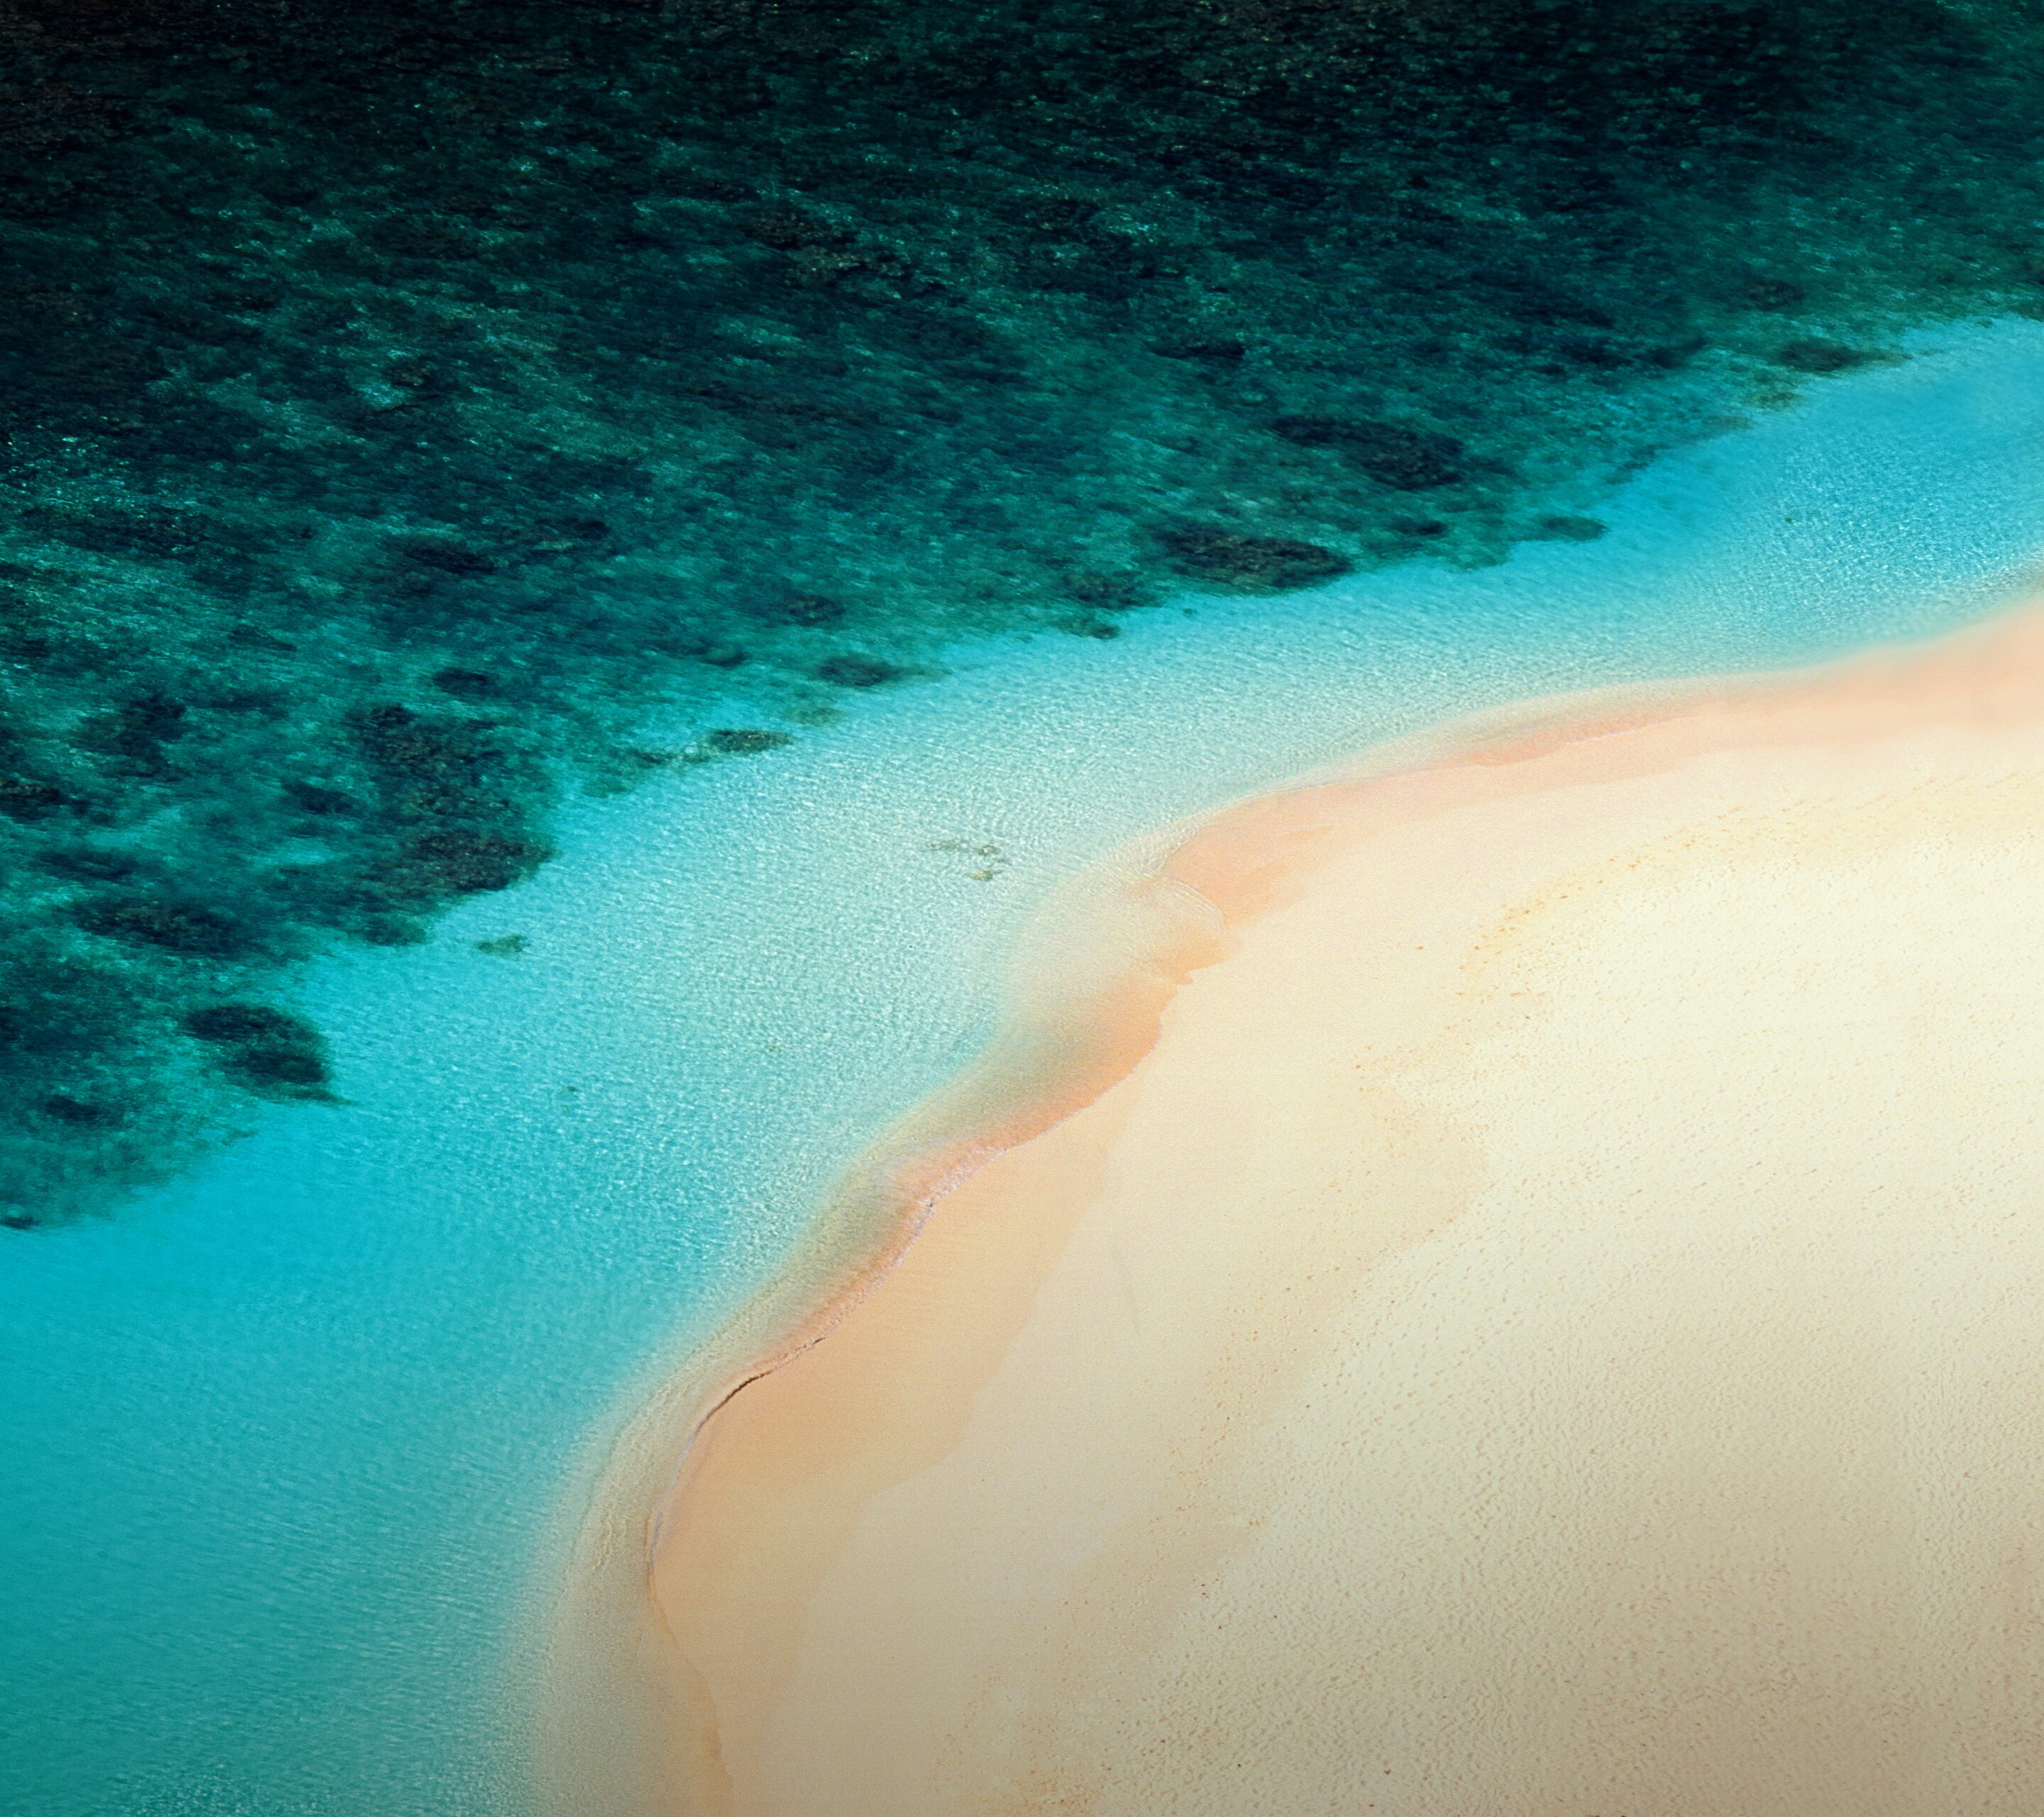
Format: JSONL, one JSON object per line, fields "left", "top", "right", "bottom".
{"left": 616, "top": 603, "right": 2044, "bottom": 1817}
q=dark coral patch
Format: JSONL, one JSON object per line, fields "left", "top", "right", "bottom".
{"left": 1534, "top": 516, "right": 1608, "bottom": 542}
{"left": 224, "top": 1043, "right": 334, "bottom": 1097}
{"left": 432, "top": 668, "right": 499, "bottom": 699}
{"left": 1158, "top": 527, "right": 1352, "bottom": 593}
{"left": 815, "top": 655, "right": 903, "bottom": 688}
{"left": 75, "top": 897, "right": 251, "bottom": 958}
{"left": 753, "top": 593, "right": 847, "bottom": 628}
{"left": 705, "top": 729, "right": 793, "bottom": 754}
{"left": 380, "top": 830, "right": 553, "bottom": 899}
{"left": 1776, "top": 339, "right": 1878, "bottom": 374}
{"left": 0, "top": 776, "right": 67, "bottom": 821}
{"left": 1272, "top": 418, "right": 1467, "bottom": 491}
{"left": 396, "top": 539, "right": 497, "bottom": 578}
{"left": 183, "top": 1002, "right": 313, "bottom": 1045}
{"left": 183, "top": 1002, "right": 334, "bottom": 1101}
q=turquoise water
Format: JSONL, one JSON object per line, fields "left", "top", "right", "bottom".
{"left": 15, "top": 0, "right": 2044, "bottom": 1225}
{"left": 8, "top": 322, "right": 2044, "bottom": 1817}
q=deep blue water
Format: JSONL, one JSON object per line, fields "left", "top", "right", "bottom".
{"left": 8, "top": 322, "right": 2044, "bottom": 1817}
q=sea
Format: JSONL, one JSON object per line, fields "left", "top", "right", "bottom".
{"left": 6, "top": 321, "right": 2044, "bottom": 1817}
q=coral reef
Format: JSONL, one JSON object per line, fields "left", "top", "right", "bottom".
{"left": 4, "top": 0, "right": 2043, "bottom": 1221}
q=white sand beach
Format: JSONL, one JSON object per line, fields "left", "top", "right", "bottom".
{"left": 606, "top": 603, "right": 2044, "bottom": 1817}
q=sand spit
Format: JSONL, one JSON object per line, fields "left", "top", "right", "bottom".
{"left": 561, "top": 603, "right": 2044, "bottom": 1817}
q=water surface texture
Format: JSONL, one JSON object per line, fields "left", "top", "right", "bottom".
{"left": 7, "top": 0, "right": 2044, "bottom": 1214}
{"left": 5, "top": 323, "right": 2044, "bottom": 1817}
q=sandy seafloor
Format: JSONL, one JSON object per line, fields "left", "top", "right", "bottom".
{"left": 10, "top": 320, "right": 2044, "bottom": 1817}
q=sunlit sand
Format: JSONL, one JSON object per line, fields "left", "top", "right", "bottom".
{"left": 578, "top": 603, "right": 2044, "bottom": 1817}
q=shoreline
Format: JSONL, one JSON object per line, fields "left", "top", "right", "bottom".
{"left": 544, "top": 596, "right": 2044, "bottom": 1817}
{"left": 537, "top": 792, "right": 1238, "bottom": 1816}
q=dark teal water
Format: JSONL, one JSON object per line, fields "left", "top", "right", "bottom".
{"left": 5, "top": 324, "right": 2044, "bottom": 1817}
{"left": 6, "top": 0, "right": 2044, "bottom": 1219}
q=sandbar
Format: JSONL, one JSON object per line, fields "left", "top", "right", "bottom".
{"left": 578, "top": 603, "right": 2044, "bottom": 1817}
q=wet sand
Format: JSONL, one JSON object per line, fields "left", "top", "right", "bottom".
{"left": 615, "top": 605, "right": 2044, "bottom": 1817}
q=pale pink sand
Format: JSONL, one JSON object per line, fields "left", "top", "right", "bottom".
{"left": 559, "top": 605, "right": 2044, "bottom": 1817}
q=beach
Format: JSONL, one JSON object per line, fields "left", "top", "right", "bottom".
{"left": 22, "top": 326, "right": 2044, "bottom": 1817}
{"left": 21, "top": 3, "right": 2044, "bottom": 1806}
{"left": 627, "top": 602, "right": 2044, "bottom": 1817}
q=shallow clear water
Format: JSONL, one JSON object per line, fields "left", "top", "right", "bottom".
{"left": 7, "top": 322, "right": 2044, "bottom": 1817}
